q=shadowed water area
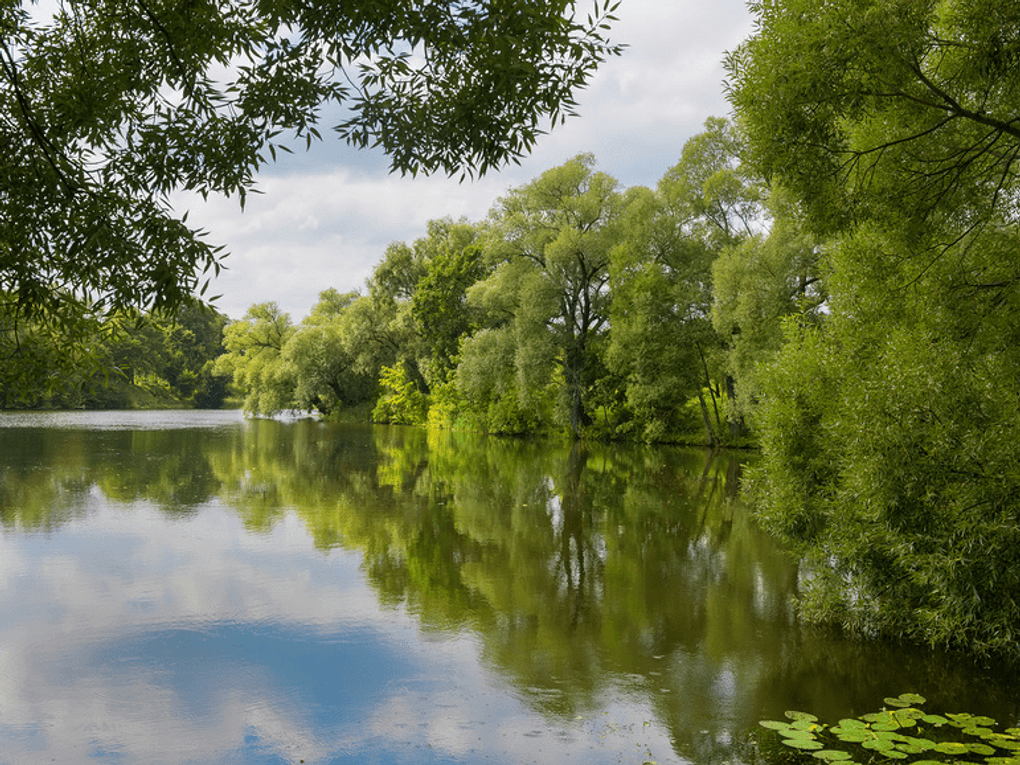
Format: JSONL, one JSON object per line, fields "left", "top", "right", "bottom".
{"left": 0, "top": 410, "right": 1015, "bottom": 764}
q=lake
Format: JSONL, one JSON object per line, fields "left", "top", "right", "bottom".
{"left": 0, "top": 410, "right": 1015, "bottom": 764}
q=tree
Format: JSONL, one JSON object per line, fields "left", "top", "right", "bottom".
{"left": 410, "top": 219, "right": 489, "bottom": 384}
{"left": 0, "top": 0, "right": 621, "bottom": 402}
{"left": 462, "top": 154, "right": 623, "bottom": 438}
{"left": 215, "top": 302, "right": 296, "bottom": 415}
{"left": 283, "top": 289, "right": 375, "bottom": 418}
{"left": 710, "top": 186, "right": 824, "bottom": 423}
{"left": 727, "top": 0, "right": 1020, "bottom": 659}
{"left": 610, "top": 119, "right": 763, "bottom": 443}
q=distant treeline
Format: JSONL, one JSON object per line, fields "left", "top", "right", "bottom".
{"left": 3, "top": 303, "right": 231, "bottom": 410}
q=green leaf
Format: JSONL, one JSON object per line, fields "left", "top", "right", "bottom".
{"left": 784, "top": 739, "right": 824, "bottom": 750}
{"left": 812, "top": 750, "right": 853, "bottom": 761}
{"left": 760, "top": 720, "right": 795, "bottom": 731}
{"left": 786, "top": 711, "right": 820, "bottom": 722}
{"left": 934, "top": 742, "right": 969, "bottom": 755}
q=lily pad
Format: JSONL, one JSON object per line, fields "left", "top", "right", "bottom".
{"left": 791, "top": 720, "right": 822, "bottom": 732}
{"left": 812, "top": 750, "right": 853, "bottom": 761}
{"left": 787, "top": 711, "right": 820, "bottom": 722}
{"left": 894, "top": 708, "right": 925, "bottom": 721}
{"left": 837, "top": 718, "right": 869, "bottom": 730}
{"left": 760, "top": 721, "right": 795, "bottom": 731}
{"left": 862, "top": 739, "right": 895, "bottom": 751}
{"left": 897, "top": 736, "right": 935, "bottom": 751}
{"left": 969, "top": 743, "right": 997, "bottom": 755}
{"left": 921, "top": 714, "right": 948, "bottom": 726}
{"left": 934, "top": 742, "right": 969, "bottom": 755}
{"left": 784, "top": 739, "right": 824, "bottom": 750}
{"left": 833, "top": 731, "right": 871, "bottom": 743}
{"left": 963, "top": 726, "right": 996, "bottom": 738}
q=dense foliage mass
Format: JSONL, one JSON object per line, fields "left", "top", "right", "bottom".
{"left": 726, "top": 0, "right": 1020, "bottom": 660}
{"left": 218, "top": 124, "right": 776, "bottom": 445}
{"left": 0, "top": 0, "right": 620, "bottom": 401}
{"left": 3, "top": 304, "right": 230, "bottom": 409}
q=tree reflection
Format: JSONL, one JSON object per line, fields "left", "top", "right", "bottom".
{"left": 3, "top": 418, "right": 1014, "bottom": 764}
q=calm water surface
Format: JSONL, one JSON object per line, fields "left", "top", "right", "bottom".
{"left": 0, "top": 411, "right": 1015, "bottom": 765}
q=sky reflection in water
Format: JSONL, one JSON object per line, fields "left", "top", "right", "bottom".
{"left": 0, "top": 413, "right": 1015, "bottom": 765}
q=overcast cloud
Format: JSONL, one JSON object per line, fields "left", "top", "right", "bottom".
{"left": 174, "top": 0, "right": 755, "bottom": 321}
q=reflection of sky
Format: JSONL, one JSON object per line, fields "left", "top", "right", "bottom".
{"left": 0, "top": 499, "right": 680, "bottom": 765}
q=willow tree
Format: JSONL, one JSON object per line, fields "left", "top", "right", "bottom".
{"left": 0, "top": 0, "right": 621, "bottom": 402}
{"left": 461, "top": 155, "right": 623, "bottom": 437}
{"left": 727, "top": 0, "right": 1020, "bottom": 659}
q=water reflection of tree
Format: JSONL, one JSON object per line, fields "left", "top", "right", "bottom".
{"left": 204, "top": 422, "right": 815, "bottom": 761}
{"left": 0, "top": 426, "right": 228, "bottom": 528}
{"left": 8, "top": 420, "right": 1015, "bottom": 763}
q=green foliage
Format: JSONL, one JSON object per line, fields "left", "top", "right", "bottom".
{"left": 0, "top": 0, "right": 621, "bottom": 402}
{"left": 468, "top": 153, "right": 623, "bottom": 438}
{"left": 373, "top": 364, "right": 429, "bottom": 425}
{"left": 711, "top": 187, "right": 824, "bottom": 423}
{"left": 748, "top": 222, "right": 1020, "bottom": 659}
{"left": 729, "top": 0, "right": 1020, "bottom": 661}
{"left": 1, "top": 303, "right": 229, "bottom": 409}
{"left": 758, "top": 695, "right": 1020, "bottom": 765}
{"left": 610, "top": 119, "right": 759, "bottom": 444}
{"left": 215, "top": 302, "right": 296, "bottom": 416}
{"left": 726, "top": 0, "right": 1020, "bottom": 236}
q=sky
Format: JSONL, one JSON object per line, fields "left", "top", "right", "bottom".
{"left": 174, "top": 0, "right": 756, "bottom": 322}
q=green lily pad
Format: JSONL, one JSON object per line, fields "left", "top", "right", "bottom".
{"left": 783, "top": 729, "right": 819, "bottom": 740}
{"left": 784, "top": 739, "right": 824, "bottom": 750}
{"left": 881, "top": 749, "right": 908, "bottom": 759}
{"left": 995, "top": 740, "right": 1020, "bottom": 751}
{"left": 791, "top": 719, "right": 822, "bottom": 732}
{"left": 1006, "top": 728, "right": 1020, "bottom": 737}
{"left": 862, "top": 739, "right": 895, "bottom": 751}
{"left": 922, "top": 714, "right": 948, "bottom": 726}
{"left": 834, "top": 731, "right": 871, "bottom": 743}
{"left": 872, "top": 723, "right": 901, "bottom": 732}
{"left": 964, "top": 726, "right": 996, "bottom": 738}
{"left": 895, "top": 744, "right": 927, "bottom": 755}
{"left": 812, "top": 750, "right": 853, "bottom": 761}
{"left": 934, "top": 742, "right": 969, "bottom": 755}
{"left": 885, "top": 697, "right": 910, "bottom": 708}
{"left": 760, "top": 720, "right": 795, "bottom": 731}
{"left": 787, "top": 711, "right": 820, "bottom": 722}
{"left": 969, "top": 743, "right": 997, "bottom": 755}
{"left": 898, "top": 693, "right": 926, "bottom": 705}
{"left": 894, "top": 708, "right": 925, "bottom": 721}
{"left": 837, "top": 718, "right": 869, "bottom": 730}
{"left": 897, "top": 736, "right": 935, "bottom": 751}
{"left": 986, "top": 758, "right": 1020, "bottom": 765}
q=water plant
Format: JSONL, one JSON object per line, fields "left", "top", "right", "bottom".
{"left": 758, "top": 693, "right": 1020, "bottom": 765}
